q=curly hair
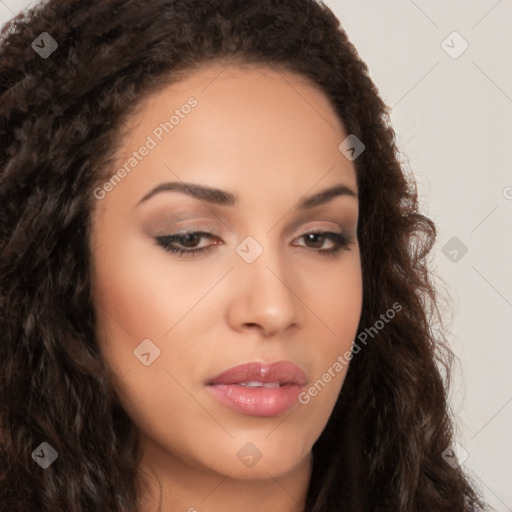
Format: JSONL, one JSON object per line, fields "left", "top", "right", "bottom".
{"left": 0, "top": 0, "right": 487, "bottom": 510}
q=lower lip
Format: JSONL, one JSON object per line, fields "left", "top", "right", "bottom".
{"left": 206, "top": 383, "right": 303, "bottom": 417}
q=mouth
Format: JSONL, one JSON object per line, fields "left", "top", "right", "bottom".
{"left": 205, "top": 360, "right": 308, "bottom": 417}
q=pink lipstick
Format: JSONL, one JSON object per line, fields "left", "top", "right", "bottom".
{"left": 205, "top": 361, "right": 307, "bottom": 417}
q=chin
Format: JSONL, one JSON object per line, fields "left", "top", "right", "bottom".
{"left": 225, "top": 456, "right": 306, "bottom": 481}
{"left": 205, "top": 439, "right": 312, "bottom": 481}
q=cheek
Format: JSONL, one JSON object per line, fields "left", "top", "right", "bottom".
{"left": 313, "top": 249, "right": 363, "bottom": 347}
{"left": 305, "top": 251, "right": 362, "bottom": 400}
{"left": 90, "top": 240, "right": 211, "bottom": 443}
{"left": 90, "top": 238, "right": 164, "bottom": 385}
{"left": 90, "top": 228, "right": 223, "bottom": 417}
{"left": 91, "top": 228, "right": 204, "bottom": 346}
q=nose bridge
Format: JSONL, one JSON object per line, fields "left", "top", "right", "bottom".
{"left": 229, "top": 230, "right": 302, "bottom": 334}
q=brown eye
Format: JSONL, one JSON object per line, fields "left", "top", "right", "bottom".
{"left": 155, "top": 230, "right": 218, "bottom": 257}
{"left": 294, "top": 230, "right": 355, "bottom": 257}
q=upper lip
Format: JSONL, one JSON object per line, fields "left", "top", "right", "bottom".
{"left": 206, "top": 360, "right": 308, "bottom": 386}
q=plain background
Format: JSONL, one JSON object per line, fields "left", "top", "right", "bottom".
{"left": 1, "top": 0, "right": 511, "bottom": 509}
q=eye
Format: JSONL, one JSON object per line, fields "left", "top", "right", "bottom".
{"left": 292, "top": 230, "right": 355, "bottom": 257}
{"left": 154, "top": 230, "right": 217, "bottom": 257}
{"left": 154, "top": 229, "right": 355, "bottom": 258}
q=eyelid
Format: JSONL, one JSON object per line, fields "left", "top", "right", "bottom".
{"left": 167, "top": 224, "right": 348, "bottom": 242}
{"left": 155, "top": 217, "right": 353, "bottom": 240}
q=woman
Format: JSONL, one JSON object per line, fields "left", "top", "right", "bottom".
{"left": 0, "top": 0, "right": 487, "bottom": 510}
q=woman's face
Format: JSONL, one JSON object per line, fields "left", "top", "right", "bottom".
{"left": 90, "top": 62, "right": 362, "bottom": 482}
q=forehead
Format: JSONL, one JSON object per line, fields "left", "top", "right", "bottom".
{"left": 117, "top": 61, "right": 348, "bottom": 158}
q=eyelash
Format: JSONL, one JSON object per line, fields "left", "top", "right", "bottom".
{"left": 154, "top": 229, "right": 355, "bottom": 258}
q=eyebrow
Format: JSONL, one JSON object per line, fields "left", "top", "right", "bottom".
{"left": 136, "top": 181, "right": 357, "bottom": 210}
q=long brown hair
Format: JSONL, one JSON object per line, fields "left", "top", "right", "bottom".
{"left": 0, "top": 0, "right": 487, "bottom": 510}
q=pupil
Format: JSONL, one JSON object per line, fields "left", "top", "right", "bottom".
{"left": 307, "top": 233, "right": 324, "bottom": 248}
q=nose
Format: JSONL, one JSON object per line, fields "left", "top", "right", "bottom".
{"left": 227, "top": 244, "right": 304, "bottom": 337}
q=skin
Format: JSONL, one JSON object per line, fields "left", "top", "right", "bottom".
{"left": 90, "top": 61, "right": 363, "bottom": 512}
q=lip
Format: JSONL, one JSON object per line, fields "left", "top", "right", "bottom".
{"left": 205, "top": 361, "right": 308, "bottom": 417}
